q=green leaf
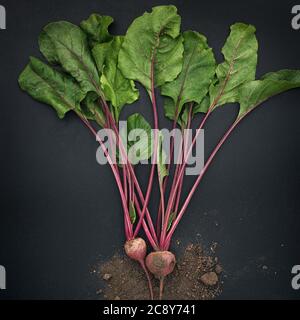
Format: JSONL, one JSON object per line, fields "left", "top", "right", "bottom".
{"left": 38, "top": 31, "right": 58, "bottom": 65}
{"left": 92, "top": 41, "right": 110, "bottom": 74}
{"left": 121, "top": 113, "right": 153, "bottom": 165}
{"left": 210, "top": 23, "right": 258, "bottom": 107}
{"left": 119, "top": 5, "right": 184, "bottom": 92}
{"left": 18, "top": 57, "right": 85, "bottom": 119}
{"left": 157, "top": 132, "right": 169, "bottom": 184}
{"left": 179, "top": 106, "right": 190, "bottom": 128}
{"left": 193, "top": 95, "right": 210, "bottom": 115}
{"left": 167, "top": 212, "right": 176, "bottom": 231}
{"left": 93, "top": 36, "right": 139, "bottom": 120}
{"left": 129, "top": 201, "right": 136, "bottom": 224}
{"left": 80, "top": 92, "right": 106, "bottom": 126}
{"left": 177, "top": 79, "right": 218, "bottom": 127}
{"left": 238, "top": 70, "right": 300, "bottom": 118}
{"left": 163, "top": 97, "right": 177, "bottom": 123}
{"left": 39, "top": 21, "right": 100, "bottom": 94}
{"left": 80, "top": 14, "right": 113, "bottom": 46}
{"left": 161, "top": 31, "right": 216, "bottom": 123}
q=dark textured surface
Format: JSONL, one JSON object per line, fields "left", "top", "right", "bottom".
{"left": 0, "top": 0, "right": 299, "bottom": 299}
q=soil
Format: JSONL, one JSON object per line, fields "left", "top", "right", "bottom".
{"left": 93, "top": 243, "right": 222, "bottom": 300}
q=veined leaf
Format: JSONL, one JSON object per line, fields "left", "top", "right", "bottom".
{"left": 80, "top": 92, "right": 106, "bottom": 126}
{"left": 161, "top": 31, "right": 216, "bottom": 122}
{"left": 39, "top": 21, "right": 100, "bottom": 94}
{"left": 238, "top": 70, "right": 300, "bottom": 119}
{"left": 93, "top": 36, "right": 139, "bottom": 120}
{"left": 210, "top": 23, "right": 258, "bottom": 107}
{"left": 80, "top": 14, "right": 113, "bottom": 46}
{"left": 121, "top": 113, "right": 153, "bottom": 165}
{"left": 18, "top": 57, "right": 85, "bottom": 119}
{"left": 119, "top": 5, "right": 184, "bottom": 92}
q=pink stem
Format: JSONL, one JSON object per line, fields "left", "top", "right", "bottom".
{"left": 139, "top": 260, "right": 154, "bottom": 300}
{"left": 133, "top": 193, "right": 159, "bottom": 251}
{"left": 133, "top": 58, "right": 159, "bottom": 239}
{"left": 173, "top": 104, "right": 193, "bottom": 213}
{"left": 160, "top": 104, "right": 198, "bottom": 244}
{"left": 102, "top": 106, "right": 132, "bottom": 237}
{"left": 159, "top": 131, "right": 183, "bottom": 246}
{"left": 164, "top": 118, "right": 240, "bottom": 249}
{"left": 123, "top": 166, "right": 128, "bottom": 203}
{"left": 156, "top": 105, "right": 180, "bottom": 235}
{"left": 161, "top": 67, "right": 233, "bottom": 243}
{"left": 159, "top": 105, "right": 192, "bottom": 246}
{"left": 76, "top": 113, "right": 133, "bottom": 239}
{"left": 174, "top": 172, "right": 184, "bottom": 214}
{"left": 159, "top": 181, "right": 165, "bottom": 232}
{"left": 99, "top": 98, "right": 158, "bottom": 245}
{"left": 95, "top": 107, "right": 158, "bottom": 247}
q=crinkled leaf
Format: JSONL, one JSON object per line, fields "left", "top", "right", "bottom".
{"left": 161, "top": 31, "right": 216, "bottom": 123}
{"left": 80, "top": 92, "right": 97, "bottom": 119}
{"left": 80, "top": 14, "right": 113, "bottom": 46}
{"left": 39, "top": 21, "right": 100, "bottom": 94}
{"left": 210, "top": 23, "right": 258, "bottom": 107}
{"left": 93, "top": 36, "right": 139, "bottom": 120}
{"left": 121, "top": 113, "right": 153, "bottom": 165}
{"left": 80, "top": 92, "right": 106, "bottom": 126}
{"left": 238, "top": 70, "right": 300, "bottom": 119}
{"left": 129, "top": 201, "right": 137, "bottom": 224}
{"left": 119, "top": 5, "right": 184, "bottom": 92}
{"left": 18, "top": 57, "right": 85, "bottom": 119}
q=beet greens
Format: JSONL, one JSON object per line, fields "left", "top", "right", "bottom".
{"left": 18, "top": 5, "right": 300, "bottom": 300}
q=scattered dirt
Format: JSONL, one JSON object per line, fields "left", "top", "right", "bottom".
{"left": 94, "top": 243, "right": 222, "bottom": 300}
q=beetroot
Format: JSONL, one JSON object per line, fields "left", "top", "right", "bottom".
{"left": 145, "top": 251, "right": 176, "bottom": 278}
{"left": 145, "top": 251, "right": 176, "bottom": 299}
{"left": 125, "top": 238, "right": 146, "bottom": 262}
{"left": 124, "top": 238, "right": 153, "bottom": 300}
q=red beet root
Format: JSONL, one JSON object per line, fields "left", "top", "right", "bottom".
{"left": 145, "top": 251, "right": 176, "bottom": 278}
{"left": 124, "top": 238, "right": 147, "bottom": 262}
{"left": 124, "top": 238, "right": 153, "bottom": 300}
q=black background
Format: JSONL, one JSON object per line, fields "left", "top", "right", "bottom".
{"left": 0, "top": 0, "right": 299, "bottom": 300}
